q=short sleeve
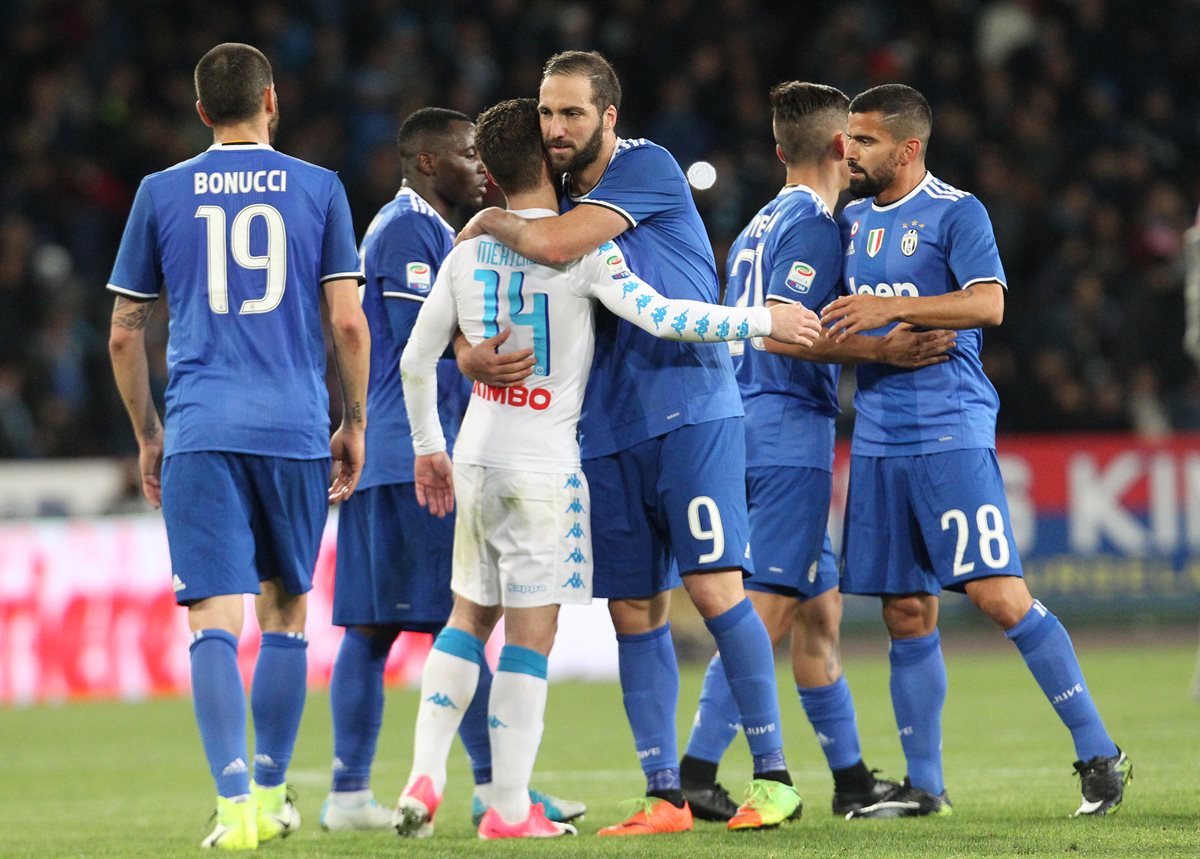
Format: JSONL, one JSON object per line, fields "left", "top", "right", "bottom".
{"left": 321, "top": 175, "right": 365, "bottom": 283}
{"left": 374, "top": 215, "right": 452, "bottom": 301}
{"left": 107, "top": 179, "right": 162, "bottom": 299}
{"left": 764, "top": 215, "right": 843, "bottom": 311}
{"left": 578, "top": 143, "right": 686, "bottom": 228}
{"left": 943, "top": 196, "right": 1007, "bottom": 291}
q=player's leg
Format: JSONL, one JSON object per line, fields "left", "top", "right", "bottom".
{"left": 586, "top": 447, "right": 692, "bottom": 835}
{"left": 162, "top": 452, "right": 259, "bottom": 849}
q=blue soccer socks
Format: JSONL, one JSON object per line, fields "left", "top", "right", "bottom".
{"left": 251, "top": 632, "right": 308, "bottom": 788}
{"left": 459, "top": 658, "right": 495, "bottom": 787}
{"left": 329, "top": 628, "right": 393, "bottom": 792}
{"left": 704, "top": 599, "right": 785, "bottom": 773}
{"left": 798, "top": 676, "right": 863, "bottom": 771}
{"left": 889, "top": 630, "right": 947, "bottom": 796}
{"left": 190, "top": 629, "right": 250, "bottom": 798}
{"left": 1006, "top": 601, "right": 1118, "bottom": 762}
{"left": 684, "top": 654, "right": 741, "bottom": 765}
{"left": 617, "top": 624, "right": 681, "bottom": 788}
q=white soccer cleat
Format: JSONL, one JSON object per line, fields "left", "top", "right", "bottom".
{"left": 319, "top": 789, "right": 395, "bottom": 831}
{"left": 393, "top": 775, "right": 441, "bottom": 838}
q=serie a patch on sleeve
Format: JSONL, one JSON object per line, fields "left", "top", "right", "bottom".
{"left": 406, "top": 261, "right": 433, "bottom": 292}
{"left": 785, "top": 261, "right": 816, "bottom": 293}
{"left": 599, "top": 241, "right": 632, "bottom": 280}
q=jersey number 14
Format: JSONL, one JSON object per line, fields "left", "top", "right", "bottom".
{"left": 475, "top": 268, "right": 551, "bottom": 376}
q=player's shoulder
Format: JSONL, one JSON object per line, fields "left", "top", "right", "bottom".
{"left": 920, "top": 174, "right": 975, "bottom": 204}
{"left": 778, "top": 186, "right": 837, "bottom": 226}
{"left": 610, "top": 137, "right": 680, "bottom": 174}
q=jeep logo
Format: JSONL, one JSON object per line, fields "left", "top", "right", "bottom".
{"left": 847, "top": 276, "right": 919, "bottom": 298}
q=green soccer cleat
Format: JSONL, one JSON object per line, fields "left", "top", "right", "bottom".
{"left": 251, "top": 782, "right": 300, "bottom": 842}
{"left": 471, "top": 788, "right": 587, "bottom": 827}
{"left": 727, "top": 779, "right": 803, "bottom": 830}
{"left": 201, "top": 795, "right": 258, "bottom": 850}
{"left": 1073, "top": 748, "right": 1132, "bottom": 817}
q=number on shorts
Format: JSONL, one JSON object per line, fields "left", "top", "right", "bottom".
{"left": 196, "top": 204, "right": 288, "bottom": 315}
{"left": 687, "top": 495, "right": 725, "bottom": 564}
{"left": 940, "top": 503, "right": 1011, "bottom": 576}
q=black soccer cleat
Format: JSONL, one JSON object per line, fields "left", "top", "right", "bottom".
{"left": 844, "top": 778, "right": 952, "bottom": 819}
{"left": 1072, "top": 747, "right": 1132, "bottom": 817}
{"left": 833, "top": 771, "right": 902, "bottom": 816}
{"left": 681, "top": 782, "right": 740, "bottom": 822}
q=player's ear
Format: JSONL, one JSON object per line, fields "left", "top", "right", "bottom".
{"left": 602, "top": 104, "right": 617, "bottom": 132}
{"left": 833, "top": 131, "right": 846, "bottom": 160}
{"left": 900, "top": 137, "right": 922, "bottom": 166}
{"left": 264, "top": 84, "right": 277, "bottom": 116}
{"left": 775, "top": 143, "right": 786, "bottom": 165}
{"left": 196, "top": 100, "right": 214, "bottom": 128}
{"left": 415, "top": 151, "right": 437, "bottom": 177}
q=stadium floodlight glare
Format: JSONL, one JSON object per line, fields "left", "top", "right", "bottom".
{"left": 686, "top": 160, "right": 717, "bottom": 190}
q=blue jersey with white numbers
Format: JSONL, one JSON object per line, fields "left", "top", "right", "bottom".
{"left": 726, "top": 185, "right": 841, "bottom": 471}
{"left": 107, "top": 142, "right": 361, "bottom": 459}
{"left": 564, "top": 138, "right": 743, "bottom": 457}
{"left": 839, "top": 172, "right": 1006, "bottom": 456}
{"left": 357, "top": 187, "right": 469, "bottom": 489}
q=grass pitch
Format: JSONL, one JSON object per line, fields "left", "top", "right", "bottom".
{"left": 3, "top": 631, "right": 1196, "bottom": 857}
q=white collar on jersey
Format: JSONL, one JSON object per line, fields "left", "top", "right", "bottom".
{"left": 870, "top": 171, "right": 933, "bottom": 212}
{"left": 509, "top": 208, "right": 558, "bottom": 219}
{"left": 205, "top": 142, "right": 276, "bottom": 151}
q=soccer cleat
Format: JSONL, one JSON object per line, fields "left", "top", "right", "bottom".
{"left": 727, "top": 779, "right": 803, "bottom": 830}
{"left": 832, "top": 771, "right": 902, "bottom": 816}
{"left": 319, "top": 790, "right": 395, "bottom": 831}
{"left": 471, "top": 788, "right": 587, "bottom": 827}
{"left": 394, "top": 775, "right": 441, "bottom": 838}
{"left": 597, "top": 797, "right": 693, "bottom": 836}
{"left": 251, "top": 782, "right": 300, "bottom": 842}
{"left": 201, "top": 795, "right": 258, "bottom": 850}
{"left": 681, "top": 781, "right": 739, "bottom": 822}
{"left": 477, "top": 802, "right": 578, "bottom": 839}
{"left": 1073, "top": 748, "right": 1132, "bottom": 817}
{"left": 845, "top": 778, "right": 952, "bottom": 819}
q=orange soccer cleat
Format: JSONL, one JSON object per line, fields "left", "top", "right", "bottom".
{"left": 597, "top": 797, "right": 693, "bottom": 836}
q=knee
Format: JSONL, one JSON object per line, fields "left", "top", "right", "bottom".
{"left": 881, "top": 596, "right": 936, "bottom": 639}
{"left": 684, "top": 570, "right": 744, "bottom": 620}
{"left": 966, "top": 578, "right": 1033, "bottom": 629}
{"left": 609, "top": 595, "right": 669, "bottom": 635}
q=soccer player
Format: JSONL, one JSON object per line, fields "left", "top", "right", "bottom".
{"left": 394, "top": 97, "right": 822, "bottom": 840}
{"left": 455, "top": 50, "right": 803, "bottom": 833}
{"left": 320, "top": 107, "right": 581, "bottom": 833}
{"left": 106, "top": 43, "right": 370, "bottom": 849}
{"left": 820, "top": 83, "right": 1131, "bottom": 818}
{"left": 679, "top": 81, "right": 956, "bottom": 821}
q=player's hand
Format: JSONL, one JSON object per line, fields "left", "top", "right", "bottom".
{"left": 766, "top": 303, "right": 823, "bottom": 347}
{"left": 878, "top": 323, "right": 957, "bottom": 368}
{"left": 455, "top": 327, "right": 535, "bottom": 387}
{"left": 328, "top": 424, "right": 365, "bottom": 503}
{"left": 821, "top": 294, "right": 897, "bottom": 342}
{"left": 414, "top": 452, "right": 455, "bottom": 517}
{"left": 139, "top": 438, "right": 164, "bottom": 509}
{"left": 454, "top": 206, "right": 503, "bottom": 246}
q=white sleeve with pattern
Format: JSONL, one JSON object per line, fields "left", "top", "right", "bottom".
{"left": 399, "top": 267, "right": 460, "bottom": 456}
{"left": 581, "top": 250, "right": 771, "bottom": 342}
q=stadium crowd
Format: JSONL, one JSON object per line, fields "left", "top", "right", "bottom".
{"left": 2, "top": 0, "right": 1199, "bottom": 458}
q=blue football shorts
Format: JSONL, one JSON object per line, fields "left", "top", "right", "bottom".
{"left": 161, "top": 451, "right": 329, "bottom": 605}
{"left": 584, "top": 417, "right": 751, "bottom": 600}
{"left": 743, "top": 465, "right": 839, "bottom": 601}
{"left": 840, "top": 448, "right": 1024, "bottom": 596}
{"left": 332, "top": 482, "right": 454, "bottom": 629}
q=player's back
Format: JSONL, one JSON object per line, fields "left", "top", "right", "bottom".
{"left": 358, "top": 188, "right": 467, "bottom": 490}
{"left": 726, "top": 185, "right": 841, "bottom": 471}
{"left": 563, "top": 138, "right": 743, "bottom": 457}
{"left": 444, "top": 209, "right": 597, "bottom": 472}
{"left": 111, "top": 142, "right": 360, "bottom": 459}
{"left": 840, "top": 173, "right": 1004, "bottom": 455}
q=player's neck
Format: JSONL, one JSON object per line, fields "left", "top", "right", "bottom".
{"left": 568, "top": 134, "right": 617, "bottom": 196}
{"left": 211, "top": 119, "right": 270, "bottom": 146}
{"left": 503, "top": 184, "right": 559, "bottom": 213}
{"left": 402, "top": 179, "right": 454, "bottom": 222}
{"left": 875, "top": 165, "right": 926, "bottom": 206}
{"left": 784, "top": 163, "right": 841, "bottom": 211}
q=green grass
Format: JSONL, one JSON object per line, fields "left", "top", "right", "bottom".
{"left": 3, "top": 634, "right": 1196, "bottom": 857}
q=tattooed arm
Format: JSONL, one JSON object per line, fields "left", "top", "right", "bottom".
{"left": 108, "top": 296, "right": 164, "bottom": 508}
{"left": 323, "top": 277, "right": 371, "bottom": 502}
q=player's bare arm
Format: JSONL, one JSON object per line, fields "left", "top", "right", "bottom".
{"left": 764, "top": 300, "right": 956, "bottom": 367}
{"left": 820, "top": 280, "right": 1004, "bottom": 342}
{"left": 324, "top": 277, "right": 371, "bottom": 502}
{"left": 456, "top": 202, "right": 627, "bottom": 266}
{"left": 108, "top": 295, "right": 164, "bottom": 508}
{"left": 454, "top": 327, "right": 535, "bottom": 388}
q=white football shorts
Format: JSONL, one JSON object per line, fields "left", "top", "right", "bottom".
{"left": 451, "top": 462, "right": 593, "bottom": 608}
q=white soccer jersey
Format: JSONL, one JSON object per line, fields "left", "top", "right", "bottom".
{"left": 401, "top": 208, "right": 773, "bottom": 473}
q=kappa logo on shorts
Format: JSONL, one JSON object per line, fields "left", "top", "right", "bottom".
{"left": 564, "top": 474, "right": 582, "bottom": 489}
{"left": 565, "top": 498, "right": 584, "bottom": 514}
{"left": 563, "top": 572, "right": 586, "bottom": 589}
{"left": 564, "top": 522, "right": 585, "bottom": 539}
{"left": 563, "top": 548, "right": 587, "bottom": 564}
{"left": 506, "top": 583, "right": 547, "bottom": 594}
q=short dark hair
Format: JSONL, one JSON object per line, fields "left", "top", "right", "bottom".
{"left": 194, "top": 43, "right": 273, "bottom": 126}
{"left": 542, "top": 50, "right": 622, "bottom": 115}
{"left": 849, "top": 84, "right": 932, "bottom": 146}
{"left": 770, "top": 81, "right": 849, "bottom": 164}
{"left": 474, "top": 99, "right": 545, "bottom": 196}
{"left": 396, "top": 107, "right": 473, "bottom": 162}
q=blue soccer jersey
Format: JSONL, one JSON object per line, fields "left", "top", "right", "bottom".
{"left": 357, "top": 187, "right": 469, "bottom": 490}
{"left": 839, "top": 172, "right": 1006, "bottom": 456}
{"left": 107, "top": 142, "right": 361, "bottom": 459}
{"left": 726, "top": 185, "right": 842, "bottom": 471}
{"left": 564, "top": 138, "right": 743, "bottom": 457}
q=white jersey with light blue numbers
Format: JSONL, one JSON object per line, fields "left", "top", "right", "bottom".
{"left": 106, "top": 142, "right": 362, "bottom": 459}
{"left": 839, "top": 172, "right": 1007, "bottom": 456}
{"left": 401, "top": 209, "right": 772, "bottom": 474}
